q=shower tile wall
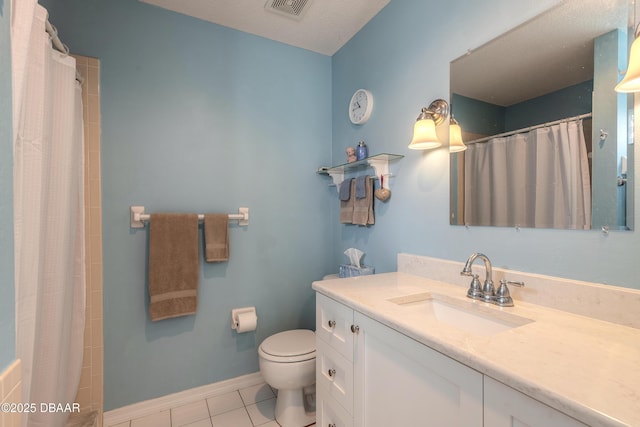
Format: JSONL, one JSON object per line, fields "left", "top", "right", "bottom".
{"left": 0, "top": 360, "right": 22, "bottom": 427}
{"left": 74, "top": 54, "right": 103, "bottom": 426}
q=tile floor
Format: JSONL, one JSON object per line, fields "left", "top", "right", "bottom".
{"left": 106, "top": 383, "right": 315, "bottom": 427}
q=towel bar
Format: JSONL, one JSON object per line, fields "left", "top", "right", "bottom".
{"left": 130, "top": 206, "right": 249, "bottom": 228}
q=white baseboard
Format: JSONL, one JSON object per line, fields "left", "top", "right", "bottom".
{"left": 102, "top": 371, "right": 264, "bottom": 426}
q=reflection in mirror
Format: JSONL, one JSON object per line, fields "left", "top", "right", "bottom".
{"left": 450, "top": 0, "right": 634, "bottom": 230}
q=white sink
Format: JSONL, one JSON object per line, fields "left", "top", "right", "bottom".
{"left": 388, "top": 292, "right": 533, "bottom": 336}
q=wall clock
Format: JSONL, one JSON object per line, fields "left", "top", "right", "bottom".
{"left": 349, "top": 89, "right": 373, "bottom": 125}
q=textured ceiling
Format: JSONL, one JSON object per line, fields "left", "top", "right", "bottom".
{"left": 451, "top": 0, "right": 630, "bottom": 106}
{"left": 139, "top": 0, "right": 391, "bottom": 56}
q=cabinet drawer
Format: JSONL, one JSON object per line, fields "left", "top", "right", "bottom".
{"left": 316, "top": 294, "right": 354, "bottom": 361}
{"left": 317, "top": 337, "right": 354, "bottom": 413}
{"left": 317, "top": 387, "right": 353, "bottom": 427}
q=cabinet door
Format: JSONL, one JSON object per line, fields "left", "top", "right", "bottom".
{"left": 316, "top": 294, "right": 355, "bottom": 361}
{"left": 353, "top": 313, "right": 483, "bottom": 427}
{"left": 317, "top": 387, "right": 354, "bottom": 427}
{"left": 484, "top": 376, "right": 588, "bottom": 427}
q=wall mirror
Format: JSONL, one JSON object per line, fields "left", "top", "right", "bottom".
{"left": 450, "top": 0, "right": 634, "bottom": 231}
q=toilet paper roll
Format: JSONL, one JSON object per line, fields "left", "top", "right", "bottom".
{"left": 235, "top": 311, "right": 257, "bottom": 333}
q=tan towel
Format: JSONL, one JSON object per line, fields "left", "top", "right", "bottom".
{"left": 353, "top": 177, "right": 375, "bottom": 226}
{"left": 204, "top": 214, "right": 229, "bottom": 262}
{"left": 148, "top": 213, "right": 199, "bottom": 321}
{"left": 340, "top": 179, "right": 356, "bottom": 224}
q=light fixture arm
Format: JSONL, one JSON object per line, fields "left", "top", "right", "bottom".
{"left": 418, "top": 99, "right": 449, "bottom": 126}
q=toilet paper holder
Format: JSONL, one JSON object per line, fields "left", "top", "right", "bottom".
{"left": 231, "top": 307, "right": 257, "bottom": 331}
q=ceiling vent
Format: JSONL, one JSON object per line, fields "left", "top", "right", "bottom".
{"left": 264, "top": 0, "right": 313, "bottom": 20}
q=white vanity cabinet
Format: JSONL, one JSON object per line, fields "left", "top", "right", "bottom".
{"left": 484, "top": 377, "right": 588, "bottom": 427}
{"left": 316, "top": 293, "right": 484, "bottom": 427}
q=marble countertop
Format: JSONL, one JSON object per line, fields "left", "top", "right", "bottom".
{"left": 312, "top": 272, "right": 640, "bottom": 427}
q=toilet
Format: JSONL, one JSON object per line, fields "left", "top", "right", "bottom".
{"left": 258, "top": 329, "right": 316, "bottom": 427}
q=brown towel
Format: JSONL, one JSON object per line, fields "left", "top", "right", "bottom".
{"left": 148, "top": 213, "right": 199, "bottom": 321}
{"left": 340, "top": 179, "right": 355, "bottom": 224}
{"left": 204, "top": 214, "right": 229, "bottom": 262}
{"left": 353, "top": 177, "right": 375, "bottom": 226}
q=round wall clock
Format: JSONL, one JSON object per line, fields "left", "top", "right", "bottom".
{"left": 349, "top": 89, "right": 374, "bottom": 125}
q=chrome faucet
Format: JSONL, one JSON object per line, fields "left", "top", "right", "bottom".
{"left": 460, "top": 252, "right": 494, "bottom": 303}
{"left": 461, "top": 253, "right": 525, "bottom": 306}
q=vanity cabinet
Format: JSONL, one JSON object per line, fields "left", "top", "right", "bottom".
{"left": 316, "top": 293, "right": 483, "bottom": 427}
{"left": 484, "top": 377, "right": 588, "bottom": 427}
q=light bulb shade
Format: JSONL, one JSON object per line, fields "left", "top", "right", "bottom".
{"left": 616, "top": 37, "right": 640, "bottom": 93}
{"left": 449, "top": 122, "right": 467, "bottom": 152}
{"left": 408, "top": 118, "right": 441, "bottom": 150}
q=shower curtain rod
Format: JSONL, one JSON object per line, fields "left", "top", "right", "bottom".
{"left": 466, "top": 112, "right": 593, "bottom": 145}
{"left": 45, "top": 20, "right": 68, "bottom": 55}
{"left": 44, "top": 19, "right": 84, "bottom": 84}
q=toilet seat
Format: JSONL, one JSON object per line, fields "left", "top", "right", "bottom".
{"left": 259, "top": 329, "right": 315, "bottom": 363}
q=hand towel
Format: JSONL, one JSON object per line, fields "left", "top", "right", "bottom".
{"left": 353, "top": 177, "right": 375, "bottom": 226}
{"left": 148, "top": 213, "right": 199, "bottom": 321}
{"left": 204, "top": 213, "right": 229, "bottom": 262}
{"left": 355, "top": 175, "right": 367, "bottom": 199}
{"left": 339, "top": 178, "right": 352, "bottom": 201}
{"left": 340, "top": 179, "right": 356, "bottom": 224}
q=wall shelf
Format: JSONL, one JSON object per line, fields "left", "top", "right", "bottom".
{"left": 318, "top": 153, "right": 403, "bottom": 190}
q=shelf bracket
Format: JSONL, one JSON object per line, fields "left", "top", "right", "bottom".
{"left": 327, "top": 171, "right": 344, "bottom": 189}
{"left": 367, "top": 158, "right": 390, "bottom": 189}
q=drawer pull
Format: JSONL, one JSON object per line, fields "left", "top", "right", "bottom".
{"left": 350, "top": 324, "right": 360, "bottom": 334}
{"left": 328, "top": 320, "right": 336, "bottom": 328}
{"left": 328, "top": 368, "right": 336, "bottom": 378}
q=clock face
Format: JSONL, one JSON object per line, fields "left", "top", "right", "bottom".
{"left": 349, "top": 89, "right": 373, "bottom": 125}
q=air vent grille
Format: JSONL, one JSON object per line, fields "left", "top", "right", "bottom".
{"left": 265, "top": 0, "right": 313, "bottom": 20}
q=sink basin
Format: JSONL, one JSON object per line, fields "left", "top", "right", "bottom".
{"left": 388, "top": 292, "right": 533, "bottom": 336}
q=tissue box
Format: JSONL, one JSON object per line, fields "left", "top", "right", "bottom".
{"left": 339, "top": 264, "right": 375, "bottom": 278}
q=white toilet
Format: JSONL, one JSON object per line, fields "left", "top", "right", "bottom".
{"left": 258, "top": 329, "right": 316, "bottom": 427}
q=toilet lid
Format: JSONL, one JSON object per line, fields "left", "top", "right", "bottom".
{"left": 260, "top": 329, "right": 315, "bottom": 358}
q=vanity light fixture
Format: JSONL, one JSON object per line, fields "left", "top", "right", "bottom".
{"left": 616, "top": 25, "right": 640, "bottom": 92}
{"left": 408, "top": 99, "right": 449, "bottom": 150}
{"left": 449, "top": 116, "right": 467, "bottom": 152}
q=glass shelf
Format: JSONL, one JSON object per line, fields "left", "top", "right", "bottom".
{"left": 318, "top": 153, "right": 404, "bottom": 190}
{"left": 318, "top": 153, "right": 404, "bottom": 175}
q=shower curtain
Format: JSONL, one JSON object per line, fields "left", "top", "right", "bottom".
{"left": 464, "top": 119, "right": 591, "bottom": 229}
{"left": 13, "top": 4, "right": 86, "bottom": 427}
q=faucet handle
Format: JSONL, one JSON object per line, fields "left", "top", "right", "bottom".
{"left": 466, "top": 274, "right": 483, "bottom": 300}
{"left": 494, "top": 279, "right": 525, "bottom": 307}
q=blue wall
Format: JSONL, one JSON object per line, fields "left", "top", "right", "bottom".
{"left": 0, "top": 0, "right": 16, "bottom": 371}
{"left": 504, "top": 80, "right": 593, "bottom": 131}
{"left": 452, "top": 93, "right": 506, "bottom": 136}
{"left": 331, "top": 0, "right": 640, "bottom": 289}
{"left": 453, "top": 80, "right": 593, "bottom": 137}
{"left": 593, "top": 29, "right": 628, "bottom": 228}
{"left": 41, "top": 0, "right": 333, "bottom": 410}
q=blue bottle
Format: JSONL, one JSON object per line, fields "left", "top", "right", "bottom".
{"left": 356, "top": 141, "right": 368, "bottom": 161}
